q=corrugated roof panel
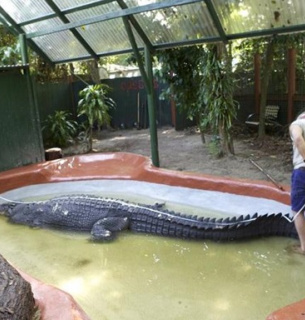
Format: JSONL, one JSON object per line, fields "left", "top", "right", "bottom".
{"left": 33, "top": 31, "right": 90, "bottom": 62}
{"left": 22, "top": 17, "right": 63, "bottom": 34}
{"left": 213, "top": 0, "right": 305, "bottom": 35}
{"left": 124, "top": 0, "right": 164, "bottom": 7}
{"left": 133, "top": 2, "right": 219, "bottom": 45}
{"left": 75, "top": 19, "right": 144, "bottom": 54}
{"left": 67, "top": 4, "right": 143, "bottom": 55}
{"left": 53, "top": 0, "right": 103, "bottom": 11}
{"left": 0, "top": 0, "right": 53, "bottom": 24}
{"left": 65, "top": 2, "right": 121, "bottom": 22}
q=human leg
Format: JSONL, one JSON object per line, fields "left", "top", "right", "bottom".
{"left": 293, "top": 209, "right": 305, "bottom": 252}
{"left": 291, "top": 169, "right": 305, "bottom": 253}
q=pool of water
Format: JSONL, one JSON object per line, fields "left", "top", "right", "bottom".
{"left": 0, "top": 180, "right": 302, "bottom": 320}
{"left": 0, "top": 221, "right": 304, "bottom": 320}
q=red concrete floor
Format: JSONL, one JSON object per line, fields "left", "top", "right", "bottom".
{"left": 0, "top": 152, "right": 302, "bottom": 320}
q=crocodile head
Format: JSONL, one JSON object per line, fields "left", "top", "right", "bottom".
{"left": 8, "top": 203, "right": 47, "bottom": 227}
{"left": 0, "top": 202, "right": 18, "bottom": 216}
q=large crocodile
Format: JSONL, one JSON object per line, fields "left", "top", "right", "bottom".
{"left": 0, "top": 194, "right": 298, "bottom": 241}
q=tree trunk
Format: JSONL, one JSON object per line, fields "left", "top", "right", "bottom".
{"left": 87, "top": 59, "right": 100, "bottom": 84}
{"left": 0, "top": 254, "right": 36, "bottom": 320}
{"left": 258, "top": 37, "right": 275, "bottom": 139}
{"left": 219, "top": 120, "right": 235, "bottom": 156}
{"left": 227, "top": 131, "right": 235, "bottom": 155}
{"left": 89, "top": 126, "right": 93, "bottom": 151}
{"left": 219, "top": 120, "right": 227, "bottom": 156}
{"left": 217, "top": 43, "right": 235, "bottom": 156}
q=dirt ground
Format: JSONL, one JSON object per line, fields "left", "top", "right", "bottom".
{"left": 64, "top": 126, "right": 293, "bottom": 188}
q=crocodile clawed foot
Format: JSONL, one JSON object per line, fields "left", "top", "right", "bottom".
{"left": 154, "top": 202, "right": 165, "bottom": 209}
{"left": 90, "top": 228, "right": 115, "bottom": 241}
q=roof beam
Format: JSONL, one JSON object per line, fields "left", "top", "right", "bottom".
{"left": 154, "top": 36, "right": 222, "bottom": 50}
{"left": 27, "top": 0, "right": 203, "bottom": 39}
{"left": 203, "top": 0, "right": 227, "bottom": 43}
{"left": 227, "top": 24, "right": 305, "bottom": 41}
{"left": 43, "top": 0, "right": 98, "bottom": 60}
{"left": 116, "top": 0, "right": 154, "bottom": 52}
{"left": 122, "top": 17, "right": 149, "bottom": 91}
{"left": 52, "top": 48, "right": 135, "bottom": 64}
{"left": 60, "top": 0, "right": 115, "bottom": 15}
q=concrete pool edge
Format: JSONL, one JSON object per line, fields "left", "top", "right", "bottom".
{"left": 0, "top": 152, "right": 290, "bottom": 204}
{"left": 0, "top": 152, "right": 300, "bottom": 320}
{"left": 17, "top": 268, "right": 91, "bottom": 320}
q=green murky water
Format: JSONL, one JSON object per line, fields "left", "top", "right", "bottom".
{"left": 0, "top": 215, "right": 304, "bottom": 320}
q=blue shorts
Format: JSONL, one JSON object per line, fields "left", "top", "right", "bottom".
{"left": 291, "top": 168, "right": 305, "bottom": 212}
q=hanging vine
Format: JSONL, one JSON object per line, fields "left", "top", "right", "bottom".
{"left": 199, "top": 44, "right": 239, "bottom": 156}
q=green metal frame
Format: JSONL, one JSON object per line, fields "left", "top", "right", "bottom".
{"left": 2, "top": 0, "right": 305, "bottom": 63}
{"left": 2, "top": 0, "right": 305, "bottom": 167}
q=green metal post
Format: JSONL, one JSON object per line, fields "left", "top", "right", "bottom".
{"left": 19, "top": 34, "right": 29, "bottom": 66}
{"left": 19, "top": 34, "right": 45, "bottom": 160}
{"left": 144, "top": 45, "right": 159, "bottom": 167}
{"left": 122, "top": 17, "right": 159, "bottom": 167}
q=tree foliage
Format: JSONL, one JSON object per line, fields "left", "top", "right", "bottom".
{"left": 0, "top": 25, "right": 16, "bottom": 48}
{"left": 234, "top": 33, "right": 305, "bottom": 91}
{"left": 0, "top": 42, "right": 21, "bottom": 65}
{"left": 156, "top": 44, "right": 238, "bottom": 156}
{"left": 0, "top": 25, "right": 21, "bottom": 65}
{"left": 155, "top": 46, "right": 203, "bottom": 118}
{"left": 234, "top": 33, "right": 305, "bottom": 137}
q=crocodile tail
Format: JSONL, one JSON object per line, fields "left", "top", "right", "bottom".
{"left": 129, "top": 213, "right": 298, "bottom": 241}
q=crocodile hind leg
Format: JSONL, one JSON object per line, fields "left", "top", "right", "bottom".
{"left": 90, "top": 217, "right": 129, "bottom": 241}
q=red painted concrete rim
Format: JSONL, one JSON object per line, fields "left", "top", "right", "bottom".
{"left": 0, "top": 152, "right": 290, "bottom": 204}
{"left": 0, "top": 152, "right": 294, "bottom": 320}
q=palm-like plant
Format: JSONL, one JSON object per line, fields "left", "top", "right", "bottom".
{"left": 42, "top": 110, "right": 78, "bottom": 148}
{"left": 77, "top": 84, "right": 115, "bottom": 151}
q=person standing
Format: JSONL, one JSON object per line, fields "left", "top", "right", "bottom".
{"left": 290, "top": 112, "right": 305, "bottom": 254}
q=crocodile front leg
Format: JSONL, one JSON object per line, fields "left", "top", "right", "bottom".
{"left": 90, "top": 217, "right": 129, "bottom": 241}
